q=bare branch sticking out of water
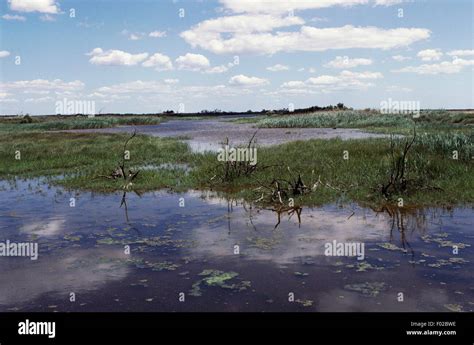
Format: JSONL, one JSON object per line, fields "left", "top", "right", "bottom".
{"left": 95, "top": 129, "right": 140, "bottom": 189}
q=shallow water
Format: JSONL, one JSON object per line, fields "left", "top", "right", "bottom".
{"left": 70, "top": 116, "right": 388, "bottom": 152}
{"left": 0, "top": 178, "right": 472, "bottom": 312}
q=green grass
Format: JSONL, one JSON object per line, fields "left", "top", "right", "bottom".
{"left": 0, "top": 116, "right": 163, "bottom": 132}
{"left": 257, "top": 110, "right": 474, "bottom": 132}
{"left": 200, "top": 136, "right": 473, "bottom": 207}
{"left": 227, "top": 116, "right": 266, "bottom": 124}
{"left": 1, "top": 129, "right": 471, "bottom": 207}
{"left": 0, "top": 131, "right": 198, "bottom": 191}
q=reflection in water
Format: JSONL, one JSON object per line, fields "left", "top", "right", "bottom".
{"left": 373, "top": 206, "right": 419, "bottom": 259}
{"left": 0, "top": 247, "right": 130, "bottom": 307}
{"left": 0, "top": 179, "right": 472, "bottom": 312}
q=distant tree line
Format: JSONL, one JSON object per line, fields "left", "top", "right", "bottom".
{"left": 2, "top": 103, "right": 351, "bottom": 118}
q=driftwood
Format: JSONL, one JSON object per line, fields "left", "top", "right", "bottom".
{"left": 253, "top": 167, "right": 355, "bottom": 206}
{"left": 95, "top": 130, "right": 140, "bottom": 189}
{"left": 220, "top": 131, "right": 259, "bottom": 182}
{"left": 380, "top": 127, "right": 416, "bottom": 198}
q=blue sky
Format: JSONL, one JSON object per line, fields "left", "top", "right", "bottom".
{"left": 0, "top": 0, "right": 473, "bottom": 115}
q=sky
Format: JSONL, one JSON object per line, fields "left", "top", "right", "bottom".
{"left": 0, "top": 0, "right": 473, "bottom": 115}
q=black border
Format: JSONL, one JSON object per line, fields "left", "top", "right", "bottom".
{"left": 0, "top": 312, "right": 472, "bottom": 345}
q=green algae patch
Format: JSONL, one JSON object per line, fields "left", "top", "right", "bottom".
{"left": 444, "top": 304, "right": 463, "bottom": 312}
{"left": 63, "top": 234, "right": 82, "bottom": 242}
{"left": 295, "top": 299, "right": 314, "bottom": 307}
{"left": 427, "top": 257, "right": 469, "bottom": 268}
{"left": 127, "top": 258, "right": 180, "bottom": 271}
{"left": 199, "top": 269, "right": 239, "bottom": 286}
{"left": 377, "top": 243, "right": 407, "bottom": 252}
{"left": 344, "top": 282, "right": 386, "bottom": 297}
{"left": 353, "top": 261, "right": 385, "bottom": 272}
{"left": 189, "top": 269, "right": 251, "bottom": 297}
{"left": 246, "top": 236, "right": 280, "bottom": 250}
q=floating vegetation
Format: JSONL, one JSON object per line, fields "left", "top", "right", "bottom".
{"left": 96, "top": 235, "right": 195, "bottom": 250}
{"left": 421, "top": 235, "right": 470, "bottom": 249}
{"left": 377, "top": 243, "right": 407, "bottom": 252}
{"left": 189, "top": 269, "right": 251, "bottom": 297}
{"left": 97, "top": 237, "right": 124, "bottom": 245}
{"left": 344, "top": 282, "right": 386, "bottom": 297}
{"left": 295, "top": 299, "right": 313, "bottom": 307}
{"left": 427, "top": 257, "right": 468, "bottom": 268}
{"left": 353, "top": 261, "right": 385, "bottom": 272}
{"left": 63, "top": 234, "right": 82, "bottom": 242}
{"left": 127, "top": 258, "right": 180, "bottom": 271}
{"left": 246, "top": 236, "right": 280, "bottom": 250}
{"left": 444, "top": 304, "right": 463, "bottom": 312}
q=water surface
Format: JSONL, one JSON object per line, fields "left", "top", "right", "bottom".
{"left": 0, "top": 179, "right": 472, "bottom": 312}
{"left": 69, "top": 116, "right": 389, "bottom": 152}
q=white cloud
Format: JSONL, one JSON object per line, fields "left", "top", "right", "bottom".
{"left": 182, "top": 22, "right": 430, "bottom": 55}
{"left": 324, "top": 56, "right": 373, "bottom": 68}
{"left": 0, "top": 98, "right": 19, "bottom": 103}
{"left": 281, "top": 70, "right": 383, "bottom": 92}
{"left": 39, "top": 14, "right": 55, "bottom": 22}
{"left": 266, "top": 64, "right": 289, "bottom": 72}
{"left": 310, "top": 17, "right": 329, "bottom": 23}
{"left": 281, "top": 81, "right": 306, "bottom": 88}
{"left": 374, "top": 0, "right": 405, "bottom": 5}
{"left": 229, "top": 74, "right": 269, "bottom": 87}
{"left": 175, "top": 53, "right": 210, "bottom": 71}
{"left": 204, "top": 65, "right": 229, "bottom": 74}
{"left": 149, "top": 31, "right": 167, "bottom": 38}
{"left": 23, "top": 90, "right": 50, "bottom": 94}
{"left": 86, "top": 48, "right": 149, "bottom": 66}
{"left": 121, "top": 30, "right": 145, "bottom": 41}
{"left": 129, "top": 33, "right": 142, "bottom": 41}
{"left": 417, "top": 49, "right": 443, "bottom": 61}
{"left": 182, "top": 1, "right": 429, "bottom": 55}
{"left": 164, "top": 79, "right": 179, "bottom": 84}
{"left": 142, "top": 53, "right": 173, "bottom": 71}
{"left": 1, "top": 79, "right": 84, "bottom": 91}
{"left": 2, "top": 14, "right": 26, "bottom": 21}
{"left": 386, "top": 85, "right": 413, "bottom": 92}
{"left": 96, "top": 80, "right": 169, "bottom": 94}
{"left": 0, "top": 51, "right": 11, "bottom": 58}
{"left": 447, "top": 49, "right": 474, "bottom": 57}
{"left": 25, "top": 96, "right": 54, "bottom": 103}
{"left": 219, "top": 0, "right": 401, "bottom": 15}
{"left": 92, "top": 80, "right": 251, "bottom": 105}
{"left": 392, "top": 55, "right": 411, "bottom": 61}
{"left": 183, "top": 14, "right": 304, "bottom": 36}
{"left": 393, "top": 58, "right": 474, "bottom": 75}
{"left": 8, "top": 0, "right": 59, "bottom": 14}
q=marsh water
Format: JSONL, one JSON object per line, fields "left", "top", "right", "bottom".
{"left": 0, "top": 178, "right": 472, "bottom": 312}
{"left": 70, "top": 116, "right": 388, "bottom": 152}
